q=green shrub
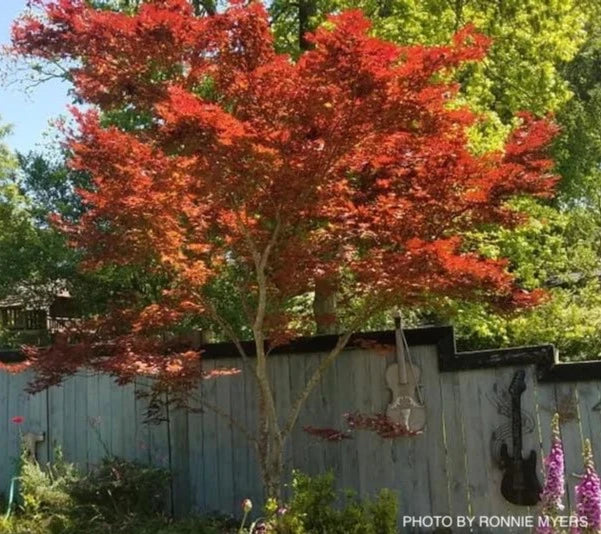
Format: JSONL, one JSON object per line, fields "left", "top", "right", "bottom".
{"left": 2, "top": 449, "right": 397, "bottom": 534}
{"left": 19, "top": 448, "right": 77, "bottom": 516}
{"left": 0, "top": 515, "right": 230, "bottom": 534}
{"left": 263, "top": 471, "right": 398, "bottom": 534}
{"left": 70, "top": 457, "right": 171, "bottom": 521}
{"left": 0, "top": 449, "right": 170, "bottom": 533}
{"left": 0, "top": 449, "right": 234, "bottom": 534}
{"left": 0, "top": 447, "right": 78, "bottom": 534}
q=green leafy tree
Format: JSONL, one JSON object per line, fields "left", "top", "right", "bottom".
{"left": 272, "top": 0, "right": 593, "bottom": 118}
{"left": 446, "top": 11, "right": 601, "bottom": 359}
{"left": 554, "top": 27, "right": 601, "bottom": 208}
{"left": 449, "top": 201, "right": 601, "bottom": 357}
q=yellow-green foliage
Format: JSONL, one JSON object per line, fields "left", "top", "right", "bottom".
{"left": 451, "top": 201, "right": 601, "bottom": 358}
{"left": 324, "top": 0, "right": 596, "bottom": 156}
{"left": 267, "top": 0, "right": 601, "bottom": 360}
{"left": 329, "top": 0, "right": 592, "bottom": 117}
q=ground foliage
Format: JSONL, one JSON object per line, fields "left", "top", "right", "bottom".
{"left": 0, "top": 450, "right": 397, "bottom": 534}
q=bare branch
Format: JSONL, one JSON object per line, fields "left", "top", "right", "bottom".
{"left": 282, "top": 330, "right": 353, "bottom": 438}
{"left": 254, "top": 210, "right": 281, "bottom": 333}
{"left": 204, "top": 298, "right": 251, "bottom": 363}
{"left": 283, "top": 296, "right": 382, "bottom": 438}
{"left": 233, "top": 207, "right": 262, "bottom": 267}
{"left": 203, "top": 299, "right": 260, "bottom": 390}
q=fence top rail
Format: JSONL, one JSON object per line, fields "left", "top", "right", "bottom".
{"left": 1, "top": 324, "right": 599, "bottom": 382}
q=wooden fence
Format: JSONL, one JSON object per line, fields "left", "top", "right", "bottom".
{"left": 2, "top": 326, "right": 601, "bottom": 531}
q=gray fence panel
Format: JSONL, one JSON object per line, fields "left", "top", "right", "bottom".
{"left": 3, "top": 341, "right": 601, "bottom": 529}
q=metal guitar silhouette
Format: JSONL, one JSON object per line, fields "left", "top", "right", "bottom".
{"left": 498, "top": 370, "right": 541, "bottom": 506}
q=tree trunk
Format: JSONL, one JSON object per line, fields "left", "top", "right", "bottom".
{"left": 298, "top": 0, "right": 316, "bottom": 51}
{"left": 254, "top": 363, "right": 285, "bottom": 499}
{"left": 313, "top": 277, "right": 338, "bottom": 334}
{"left": 251, "top": 327, "right": 355, "bottom": 500}
{"left": 257, "top": 428, "right": 285, "bottom": 499}
{"left": 253, "top": 321, "right": 285, "bottom": 499}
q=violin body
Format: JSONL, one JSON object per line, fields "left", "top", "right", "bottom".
{"left": 385, "top": 362, "right": 426, "bottom": 432}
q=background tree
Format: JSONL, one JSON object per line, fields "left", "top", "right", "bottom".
{"left": 0, "top": 123, "right": 66, "bottom": 346}
{"left": 11, "top": 0, "right": 557, "bottom": 495}
{"left": 449, "top": 11, "right": 601, "bottom": 356}
{"left": 0, "top": 134, "right": 178, "bottom": 349}
{"left": 270, "top": 0, "right": 601, "bottom": 358}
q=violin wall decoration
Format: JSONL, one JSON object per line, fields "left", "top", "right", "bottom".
{"left": 385, "top": 312, "right": 426, "bottom": 432}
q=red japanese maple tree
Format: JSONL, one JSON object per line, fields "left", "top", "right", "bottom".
{"left": 10, "top": 0, "right": 557, "bottom": 494}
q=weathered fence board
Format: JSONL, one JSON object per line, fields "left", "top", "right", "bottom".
{"left": 171, "top": 405, "right": 191, "bottom": 517}
{"left": 420, "top": 345, "right": 448, "bottom": 516}
{"left": 439, "top": 369, "right": 470, "bottom": 517}
{"left": 556, "top": 383, "right": 582, "bottom": 509}
{"left": 187, "top": 389, "right": 204, "bottom": 513}
{"left": 199, "top": 359, "right": 220, "bottom": 513}
{"left": 335, "top": 350, "right": 361, "bottom": 495}
{"left": 230, "top": 363, "right": 250, "bottom": 512}
{"left": 2, "top": 328, "right": 601, "bottom": 530}
{"left": 577, "top": 382, "right": 601, "bottom": 469}
{"left": 459, "top": 368, "right": 494, "bottom": 517}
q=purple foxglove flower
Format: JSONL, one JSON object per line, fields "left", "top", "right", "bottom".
{"left": 537, "top": 414, "right": 566, "bottom": 534}
{"left": 575, "top": 439, "right": 601, "bottom": 533}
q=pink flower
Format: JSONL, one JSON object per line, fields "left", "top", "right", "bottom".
{"left": 11, "top": 416, "right": 24, "bottom": 424}
{"left": 537, "top": 414, "right": 565, "bottom": 534}
{"left": 574, "top": 440, "right": 601, "bottom": 532}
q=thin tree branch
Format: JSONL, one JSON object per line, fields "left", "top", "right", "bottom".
{"left": 282, "top": 296, "right": 383, "bottom": 438}
{"left": 282, "top": 331, "right": 352, "bottom": 438}
{"left": 204, "top": 299, "right": 249, "bottom": 361}
{"left": 203, "top": 298, "right": 259, "bottom": 385}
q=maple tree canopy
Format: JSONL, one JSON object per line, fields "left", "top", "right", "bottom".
{"left": 10, "top": 0, "right": 558, "bottom": 391}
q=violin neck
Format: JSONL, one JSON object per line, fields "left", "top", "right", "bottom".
{"left": 395, "top": 319, "right": 408, "bottom": 384}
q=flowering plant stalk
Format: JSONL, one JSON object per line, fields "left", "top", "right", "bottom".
{"left": 538, "top": 413, "right": 566, "bottom": 534}
{"left": 239, "top": 499, "right": 253, "bottom": 533}
{"left": 574, "top": 439, "right": 601, "bottom": 533}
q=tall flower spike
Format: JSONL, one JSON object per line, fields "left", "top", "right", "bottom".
{"left": 537, "top": 414, "right": 566, "bottom": 534}
{"left": 575, "top": 439, "right": 601, "bottom": 533}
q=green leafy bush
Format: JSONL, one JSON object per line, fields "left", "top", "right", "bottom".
{"left": 0, "top": 448, "right": 236, "bottom": 534}
{"left": 0, "top": 515, "right": 229, "bottom": 534}
{"left": 0, "top": 447, "right": 78, "bottom": 533}
{"left": 1, "top": 452, "right": 397, "bottom": 534}
{"left": 19, "top": 448, "right": 77, "bottom": 515}
{"left": 70, "top": 456, "right": 171, "bottom": 520}
{"left": 262, "top": 471, "right": 398, "bottom": 534}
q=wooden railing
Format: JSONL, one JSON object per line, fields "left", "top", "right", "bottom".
{"left": 0, "top": 307, "right": 47, "bottom": 331}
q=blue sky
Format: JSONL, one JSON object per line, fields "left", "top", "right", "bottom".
{"left": 1, "top": 0, "right": 71, "bottom": 154}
